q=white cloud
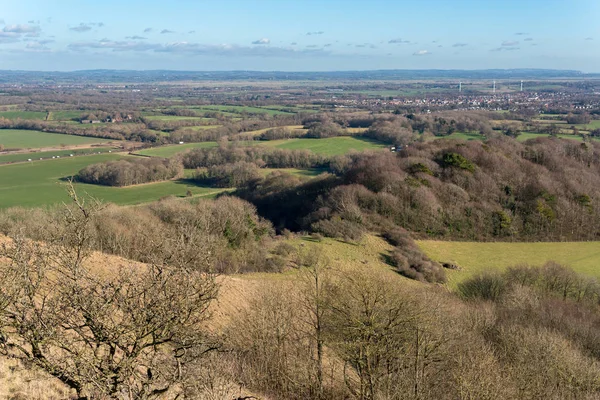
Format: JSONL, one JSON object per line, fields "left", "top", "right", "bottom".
{"left": 0, "top": 31, "right": 20, "bottom": 44}
{"left": 251, "top": 38, "right": 270, "bottom": 45}
{"left": 389, "top": 38, "right": 410, "bottom": 44}
{"left": 3, "top": 24, "right": 40, "bottom": 34}
{"left": 69, "top": 22, "right": 104, "bottom": 33}
{"left": 501, "top": 40, "right": 519, "bottom": 46}
{"left": 413, "top": 50, "right": 430, "bottom": 56}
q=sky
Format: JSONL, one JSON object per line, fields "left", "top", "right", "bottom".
{"left": 0, "top": 0, "right": 599, "bottom": 72}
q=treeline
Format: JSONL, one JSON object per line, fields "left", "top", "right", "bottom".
{"left": 77, "top": 157, "right": 182, "bottom": 186}
{"left": 181, "top": 145, "right": 329, "bottom": 169}
{"left": 169, "top": 114, "right": 304, "bottom": 143}
{"left": 0, "top": 117, "right": 159, "bottom": 142}
{"left": 193, "top": 161, "right": 262, "bottom": 187}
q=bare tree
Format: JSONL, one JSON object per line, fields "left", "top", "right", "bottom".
{"left": 0, "top": 185, "right": 219, "bottom": 399}
{"left": 297, "top": 247, "right": 334, "bottom": 399}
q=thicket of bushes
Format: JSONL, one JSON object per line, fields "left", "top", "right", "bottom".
{"left": 76, "top": 157, "right": 183, "bottom": 186}
{"left": 0, "top": 196, "right": 274, "bottom": 274}
{"left": 218, "top": 259, "right": 600, "bottom": 399}
{"left": 181, "top": 145, "right": 328, "bottom": 169}
{"left": 193, "top": 161, "right": 262, "bottom": 187}
{"left": 237, "top": 137, "right": 600, "bottom": 244}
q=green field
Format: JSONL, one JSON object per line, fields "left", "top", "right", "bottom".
{"left": 0, "top": 154, "right": 224, "bottom": 208}
{"left": 0, "top": 130, "right": 111, "bottom": 149}
{"left": 429, "top": 131, "right": 597, "bottom": 143}
{"left": 418, "top": 240, "right": 600, "bottom": 286}
{"left": 575, "top": 120, "right": 600, "bottom": 131}
{"left": 0, "top": 147, "right": 114, "bottom": 164}
{"left": 183, "top": 125, "right": 221, "bottom": 131}
{"left": 48, "top": 111, "right": 86, "bottom": 121}
{"left": 0, "top": 111, "right": 47, "bottom": 120}
{"left": 143, "top": 115, "right": 207, "bottom": 121}
{"left": 259, "top": 136, "right": 386, "bottom": 156}
{"left": 135, "top": 142, "right": 218, "bottom": 158}
{"left": 199, "top": 105, "right": 294, "bottom": 115}
{"left": 261, "top": 167, "right": 326, "bottom": 178}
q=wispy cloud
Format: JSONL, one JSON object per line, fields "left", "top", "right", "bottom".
{"left": 67, "top": 39, "right": 332, "bottom": 58}
{"left": 160, "top": 29, "right": 174, "bottom": 34}
{"left": 306, "top": 31, "right": 324, "bottom": 35}
{"left": 388, "top": 38, "right": 410, "bottom": 44}
{"left": 523, "top": 38, "right": 533, "bottom": 41}
{"left": 68, "top": 40, "right": 162, "bottom": 52}
{"left": 491, "top": 46, "right": 520, "bottom": 52}
{"left": 143, "top": 28, "right": 153, "bottom": 33}
{"left": 251, "top": 38, "right": 270, "bottom": 45}
{"left": 501, "top": 40, "right": 519, "bottom": 46}
{"left": 452, "top": 43, "right": 468, "bottom": 47}
{"left": 70, "top": 24, "right": 92, "bottom": 33}
{"left": 3, "top": 24, "right": 41, "bottom": 34}
{"left": 515, "top": 32, "right": 528, "bottom": 36}
{"left": 0, "top": 32, "right": 20, "bottom": 44}
{"left": 585, "top": 37, "right": 593, "bottom": 41}
{"left": 413, "top": 50, "right": 430, "bottom": 56}
{"left": 125, "top": 35, "right": 147, "bottom": 40}
{"left": 23, "top": 40, "right": 52, "bottom": 52}
{"left": 70, "top": 22, "right": 104, "bottom": 32}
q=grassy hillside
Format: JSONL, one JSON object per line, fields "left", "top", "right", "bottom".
{"left": 418, "top": 240, "right": 600, "bottom": 286}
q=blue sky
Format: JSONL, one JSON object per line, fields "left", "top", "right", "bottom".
{"left": 1, "top": 0, "right": 599, "bottom": 71}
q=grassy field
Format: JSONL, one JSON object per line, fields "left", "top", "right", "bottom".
{"left": 183, "top": 125, "right": 221, "bottom": 131}
{"left": 0, "top": 111, "right": 47, "bottom": 120}
{"left": 199, "top": 105, "right": 294, "bottom": 115}
{"left": 418, "top": 240, "right": 600, "bottom": 286}
{"left": 0, "top": 154, "right": 224, "bottom": 208}
{"left": 259, "top": 136, "right": 386, "bottom": 156}
{"left": 244, "top": 125, "right": 306, "bottom": 136}
{"left": 575, "top": 120, "right": 600, "bottom": 131}
{"left": 261, "top": 167, "right": 326, "bottom": 178}
{"left": 47, "top": 110, "right": 85, "bottom": 121}
{"left": 135, "top": 142, "right": 218, "bottom": 158}
{"left": 427, "top": 132, "right": 484, "bottom": 141}
{"left": 143, "top": 115, "right": 207, "bottom": 121}
{"left": 0, "top": 147, "right": 114, "bottom": 164}
{"left": 0, "top": 130, "right": 111, "bottom": 149}
{"left": 429, "top": 131, "right": 597, "bottom": 143}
